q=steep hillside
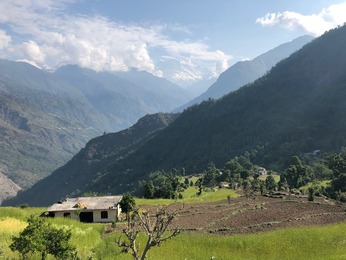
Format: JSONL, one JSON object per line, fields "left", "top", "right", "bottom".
{"left": 0, "top": 91, "right": 96, "bottom": 189}
{"left": 0, "top": 172, "right": 21, "bottom": 205}
{"left": 0, "top": 60, "right": 189, "bottom": 202}
{"left": 176, "top": 35, "right": 314, "bottom": 111}
{"left": 6, "top": 25, "right": 346, "bottom": 206}
{"left": 3, "top": 113, "right": 177, "bottom": 206}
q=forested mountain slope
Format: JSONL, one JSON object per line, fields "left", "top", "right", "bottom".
{"left": 5, "top": 25, "right": 346, "bottom": 206}
{"left": 176, "top": 35, "right": 314, "bottom": 112}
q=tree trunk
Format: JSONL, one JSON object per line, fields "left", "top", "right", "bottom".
{"left": 140, "top": 238, "right": 152, "bottom": 260}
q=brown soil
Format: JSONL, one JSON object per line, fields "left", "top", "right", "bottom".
{"left": 136, "top": 195, "right": 346, "bottom": 235}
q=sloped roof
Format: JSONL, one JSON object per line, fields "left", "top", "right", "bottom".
{"left": 46, "top": 195, "right": 123, "bottom": 212}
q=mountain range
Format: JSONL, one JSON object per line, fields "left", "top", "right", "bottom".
{"left": 176, "top": 35, "right": 314, "bottom": 112}
{"left": 0, "top": 61, "right": 190, "bottom": 203}
{"left": 5, "top": 24, "right": 346, "bottom": 206}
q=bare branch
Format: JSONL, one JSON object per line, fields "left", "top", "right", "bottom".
{"left": 116, "top": 205, "right": 182, "bottom": 260}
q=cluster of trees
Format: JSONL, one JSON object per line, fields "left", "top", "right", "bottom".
{"left": 138, "top": 170, "right": 189, "bottom": 199}
{"left": 135, "top": 147, "right": 345, "bottom": 202}
{"left": 324, "top": 149, "right": 346, "bottom": 201}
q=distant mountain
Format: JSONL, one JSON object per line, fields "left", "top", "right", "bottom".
{"left": 176, "top": 35, "right": 314, "bottom": 112}
{"left": 0, "top": 172, "right": 21, "bottom": 205}
{"left": 182, "top": 78, "right": 217, "bottom": 99}
{"left": 55, "top": 66, "right": 191, "bottom": 119}
{"left": 6, "top": 25, "right": 346, "bottom": 206}
{"left": 0, "top": 61, "right": 189, "bottom": 202}
{"left": 3, "top": 113, "right": 177, "bottom": 206}
{"left": 0, "top": 62, "right": 102, "bottom": 191}
{"left": 113, "top": 69, "right": 192, "bottom": 108}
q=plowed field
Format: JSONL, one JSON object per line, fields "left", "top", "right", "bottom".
{"left": 139, "top": 195, "right": 346, "bottom": 235}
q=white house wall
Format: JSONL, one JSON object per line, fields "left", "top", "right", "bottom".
{"left": 92, "top": 209, "right": 118, "bottom": 223}
{"left": 51, "top": 209, "right": 119, "bottom": 223}
{"left": 53, "top": 211, "right": 79, "bottom": 221}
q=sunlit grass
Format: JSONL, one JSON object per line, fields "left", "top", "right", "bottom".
{"left": 0, "top": 206, "right": 45, "bottom": 221}
{"left": 135, "top": 175, "right": 239, "bottom": 206}
{"left": 0, "top": 206, "right": 345, "bottom": 259}
{"left": 0, "top": 218, "right": 27, "bottom": 233}
{"left": 146, "top": 222, "right": 346, "bottom": 260}
{"left": 300, "top": 180, "right": 332, "bottom": 193}
{"left": 258, "top": 174, "right": 280, "bottom": 182}
{"left": 136, "top": 186, "right": 238, "bottom": 206}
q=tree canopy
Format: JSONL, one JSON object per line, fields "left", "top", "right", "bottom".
{"left": 10, "top": 215, "right": 77, "bottom": 260}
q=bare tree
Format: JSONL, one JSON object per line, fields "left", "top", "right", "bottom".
{"left": 116, "top": 206, "right": 181, "bottom": 260}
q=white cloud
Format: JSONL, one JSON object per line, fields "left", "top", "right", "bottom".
{"left": 0, "top": 0, "right": 231, "bottom": 83}
{"left": 16, "top": 59, "right": 41, "bottom": 68}
{"left": 256, "top": 2, "right": 346, "bottom": 36}
{"left": 23, "top": 40, "right": 46, "bottom": 63}
{"left": 0, "top": 30, "right": 11, "bottom": 49}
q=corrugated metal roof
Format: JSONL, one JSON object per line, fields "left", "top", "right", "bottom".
{"left": 46, "top": 195, "right": 123, "bottom": 212}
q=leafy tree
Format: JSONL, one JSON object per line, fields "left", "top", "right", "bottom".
{"left": 331, "top": 173, "right": 346, "bottom": 192}
{"left": 259, "top": 180, "right": 266, "bottom": 195}
{"left": 202, "top": 163, "right": 219, "bottom": 187}
{"left": 242, "top": 179, "right": 251, "bottom": 198}
{"left": 324, "top": 149, "right": 346, "bottom": 200}
{"left": 251, "top": 176, "right": 261, "bottom": 191}
{"left": 217, "top": 169, "right": 231, "bottom": 183}
{"left": 283, "top": 156, "right": 314, "bottom": 188}
{"left": 325, "top": 148, "right": 346, "bottom": 178}
{"left": 10, "top": 215, "right": 77, "bottom": 260}
{"left": 265, "top": 175, "right": 277, "bottom": 191}
{"left": 311, "top": 162, "right": 333, "bottom": 180}
{"left": 308, "top": 187, "right": 315, "bottom": 201}
{"left": 278, "top": 175, "right": 289, "bottom": 191}
{"left": 143, "top": 180, "right": 155, "bottom": 199}
{"left": 119, "top": 194, "right": 136, "bottom": 220}
{"left": 155, "top": 181, "right": 175, "bottom": 199}
{"left": 141, "top": 171, "right": 186, "bottom": 199}
{"left": 240, "top": 169, "right": 251, "bottom": 180}
{"left": 224, "top": 159, "right": 243, "bottom": 175}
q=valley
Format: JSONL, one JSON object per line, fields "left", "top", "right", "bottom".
{"left": 1, "top": 2, "right": 346, "bottom": 259}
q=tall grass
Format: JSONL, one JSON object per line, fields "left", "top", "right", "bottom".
{"left": 146, "top": 222, "right": 346, "bottom": 260}
{"left": 0, "top": 206, "right": 44, "bottom": 220}
{"left": 1, "top": 205, "right": 345, "bottom": 259}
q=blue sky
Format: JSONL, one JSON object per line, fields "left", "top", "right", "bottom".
{"left": 0, "top": 0, "right": 346, "bottom": 86}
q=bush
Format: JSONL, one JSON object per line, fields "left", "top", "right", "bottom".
{"left": 10, "top": 215, "right": 77, "bottom": 259}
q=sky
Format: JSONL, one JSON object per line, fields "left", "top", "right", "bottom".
{"left": 0, "top": 0, "right": 346, "bottom": 86}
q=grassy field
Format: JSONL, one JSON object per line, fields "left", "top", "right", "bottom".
{"left": 136, "top": 178, "right": 239, "bottom": 206}
{"left": 146, "top": 222, "right": 346, "bottom": 260}
{"left": 1, "top": 208, "right": 345, "bottom": 260}
{"left": 1, "top": 188, "right": 345, "bottom": 259}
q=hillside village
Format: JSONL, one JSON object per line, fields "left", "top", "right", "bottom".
{"left": 0, "top": 1, "right": 346, "bottom": 259}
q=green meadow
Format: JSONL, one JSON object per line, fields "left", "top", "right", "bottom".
{"left": 0, "top": 194, "right": 345, "bottom": 259}
{"left": 1, "top": 209, "right": 345, "bottom": 259}
{"left": 135, "top": 184, "right": 238, "bottom": 205}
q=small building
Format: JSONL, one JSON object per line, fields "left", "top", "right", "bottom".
{"left": 44, "top": 195, "right": 123, "bottom": 223}
{"left": 257, "top": 167, "right": 267, "bottom": 175}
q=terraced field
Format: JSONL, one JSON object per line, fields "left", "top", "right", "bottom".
{"left": 134, "top": 195, "right": 346, "bottom": 235}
